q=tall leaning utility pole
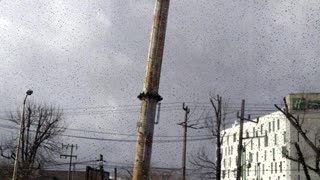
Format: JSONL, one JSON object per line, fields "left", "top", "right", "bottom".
{"left": 132, "top": 0, "right": 170, "bottom": 180}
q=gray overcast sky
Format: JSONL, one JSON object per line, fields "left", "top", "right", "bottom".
{"left": 0, "top": 0, "right": 320, "bottom": 172}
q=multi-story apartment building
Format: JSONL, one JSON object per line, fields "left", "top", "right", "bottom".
{"left": 221, "top": 93, "right": 320, "bottom": 180}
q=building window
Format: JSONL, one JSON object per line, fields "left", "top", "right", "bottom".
{"left": 227, "top": 136, "right": 229, "bottom": 145}
{"left": 262, "top": 164, "right": 265, "bottom": 175}
{"left": 249, "top": 152, "right": 253, "bottom": 163}
{"left": 258, "top": 137, "right": 261, "bottom": 148}
{"left": 273, "top": 148, "right": 275, "bottom": 160}
{"left": 233, "top": 133, "right": 237, "bottom": 142}
{"left": 256, "top": 152, "right": 259, "bottom": 162}
{"left": 275, "top": 134, "right": 277, "bottom": 145}
{"left": 254, "top": 164, "right": 257, "bottom": 176}
{"left": 235, "top": 156, "right": 237, "bottom": 166}
{"left": 282, "top": 146, "right": 288, "bottom": 157}
{"left": 271, "top": 162, "right": 273, "bottom": 173}
{"left": 272, "top": 121, "right": 275, "bottom": 132}
{"left": 275, "top": 162, "right": 277, "bottom": 173}
{"left": 222, "top": 170, "right": 225, "bottom": 178}
{"left": 277, "top": 119, "right": 280, "bottom": 130}
{"left": 246, "top": 130, "right": 249, "bottom": 138}
{"left": 264, "top": 150, "right": 267, "bottom": 161}
{"left": 261, "top": 124, "right": 263, "bottom": 134}
{"left": 251, "top": 139, "right": 253, "bottom": 150}
{"left": 269, "top": 122, "right": 271, "bottom": 132}
{"left": 283, "top": 131, "right": 286, "bottom": 143}
{"left": 264, "top": 131, "right": 268, "bottom": 147}
{"left": 253, "top": 127, "right": 255, "bottom": 137}
{"left": 280, "top": 161, "right": 282, "bottom": 173}
{"left": 231, "top": 146, "right": 233, "bottom": 155}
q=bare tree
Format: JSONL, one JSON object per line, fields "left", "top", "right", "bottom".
{"left": 275, "top": 98, "right": 320, "bottom": 179}
{"left": 0, "top": 102, "right": 65, "bottom": 179}
{"left": 190, "top": 95, "right": 227, "bottom": 180}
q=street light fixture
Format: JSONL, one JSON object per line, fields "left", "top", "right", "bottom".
{"left": 26, "top": 90, "right": 33, "bottom": 96}
{"left": 12, "top": 90, "right": 33, "bottom": 180}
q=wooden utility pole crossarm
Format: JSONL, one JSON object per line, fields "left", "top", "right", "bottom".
{"left": 132, "top": 0, "right": 170, "bottom": 180}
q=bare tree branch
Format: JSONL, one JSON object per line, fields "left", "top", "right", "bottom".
{"left": 275, "top": 97, "right": 320, "bottom": 178}
{"left": 190, "top": 94, "right": 228, "bottom": 180}
{"left": 0, "top": 101, "right": 65, "bottom": 179}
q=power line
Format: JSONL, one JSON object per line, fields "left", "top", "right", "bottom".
{"left": 0, "top": 120, "right": 212, "bottom": 138}
{"left": 0, "top": 123, "right": 214, "bottom": 143}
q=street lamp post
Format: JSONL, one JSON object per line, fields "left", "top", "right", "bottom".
{"left": 12, "top": 90, "right": 33, "bottom": 180}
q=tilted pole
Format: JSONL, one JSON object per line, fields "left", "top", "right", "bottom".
{"left": 132, "top": 0, "right": 170, "bottom": 179}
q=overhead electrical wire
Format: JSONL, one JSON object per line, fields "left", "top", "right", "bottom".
{"left": 0, "top": 122, "right": 215, "bottom": 143}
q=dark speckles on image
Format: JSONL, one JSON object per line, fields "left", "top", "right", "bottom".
{"left": 0, "top": 0, "right": 319, "bottom": 179}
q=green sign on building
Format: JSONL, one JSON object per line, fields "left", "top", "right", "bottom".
{"left": 292, "top": 98, "right": 320, "bottom": 110}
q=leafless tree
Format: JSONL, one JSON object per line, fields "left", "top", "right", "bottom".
{"left": 275, "top": 98, "right": 320, "bottom": 179}
{"left": 0, "top": 102, "right": 65, "bottom": 179}
{"left": 190, "top": 95, "right": 227, "bottom": 180}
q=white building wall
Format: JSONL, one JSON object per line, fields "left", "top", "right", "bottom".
{"left": 221, "top": 112, "right": 289, "bottom": 180}
{"left": 221, "top": 93, "right": 320, "bottom": 180}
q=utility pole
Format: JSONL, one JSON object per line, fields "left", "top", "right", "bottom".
{"left": 177, "top": 103, "right": 197, "bottom": 180}
{"left": 95, "top": 154, "right": 106, "bottom": 180}
{"left": 99, "top": 154, "right": 104, "bottom": 180}
{"left": 60, "top": 144, "right": 78, "bottom": 180}
{"left": 236, "top": 100, "right": 259, "bottom": 180}
{"left": 181, "top": 103, "right": 189, "bottom": 180}
{"left": 114, "top": 167, "right": 117, "bottom": 180}
{"left": 236, "top": 100, "right": 245, "bottom": 180}
{"left": 132, "top": 0, "right": 170, "bottom": 180}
